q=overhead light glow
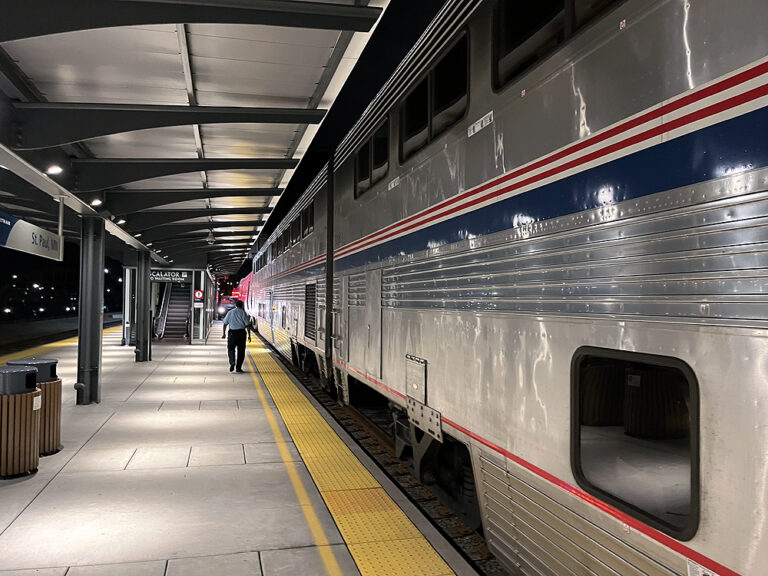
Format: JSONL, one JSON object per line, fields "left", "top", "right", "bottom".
{"left": 117, "top": 219, "right": 126, "bottom": 225}
{"left": 12, "top": 275, "right": 17, "bottom": 279}
{"left": 134, "top": 233, "right": 142, "bottom": 238}
{"left": 3, "top": 308, "right": 10, "bottom": 314}
{"left": 91, "top": 198, "right": 103, "bottom": 207}
{"left": 146, "top": 242, "right": 153, "bottom": 246}
{"left": 46, "top": 165, "right": 63, "bottom": 175}
{"left": 38, "top": 307, "right": 45, "bottom": 312}
{"left": 32, "top": 283, "right": 39, "bottom": 289}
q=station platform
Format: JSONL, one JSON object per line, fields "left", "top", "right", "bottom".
{"left": 0, "top": 327, "right": 475, "bottom": 576}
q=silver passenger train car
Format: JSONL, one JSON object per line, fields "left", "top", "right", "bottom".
{"left": 241, "top": 1, "right": 768, "bottom": 574}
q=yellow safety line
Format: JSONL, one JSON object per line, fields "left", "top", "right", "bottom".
{"left": 0, "top": 325, "right": 122, "bottom": 364}
{"left": 247, "top": 339, "right": 454, "bottom": 576}
{"left": 246, "top": 352, "right": 344, "bottom": 576}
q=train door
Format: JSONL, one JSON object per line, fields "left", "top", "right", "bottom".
{"left": 334, "top": 276, "right": 348, "bottom": 362}
{"left": 268, "top": 290, "right": 275, "bottom": 343}
{"left": 364, "top": 269, "right": 382, "bottom": 379}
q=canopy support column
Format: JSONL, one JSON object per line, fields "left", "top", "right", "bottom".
{"left": 135, "top": 250, "right": 152, "bottom": 362}
{"left": 75, "top": 216, "right": 105, "bottom": 405}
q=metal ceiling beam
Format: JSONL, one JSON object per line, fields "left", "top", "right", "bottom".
{"left": 72, "top": 157, "right": 298, "bottom": 191}
{"left": 10, "top": 103, "right": 327, "bottom": 149}
{"left": 104, "top": 188, "right": 281, "bottom": 214}
{"left": 0, "top": 1, "right": 382, "bottom": 42}
{"left": 129, "top": 207, "right": 271, "bottom": 229}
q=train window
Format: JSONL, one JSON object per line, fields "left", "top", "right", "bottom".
{"left": 371, "top": 120, "right": 389, "bottom": 185}
{"left": 432, "top": 35, "right": 468, "bottom": 138}
{"left": 400, "top": 77, "right": 429, "bottom": 161}
{"left": 574, "top": 0, "right": 622, "bottom": 30}
{"left": 571, "top": 348, "right": 699, "bottom": 540}
{"left": 281, "top": 306, "right": 286, "bottom": 329}
{"left": 355, "top": 120, "right": 389, "bottom": 198}
{"left": 355, "top": 140, "right": 371, "bottom": 198}
{"left": 271, "top": 243, "right": 277, "bottom": 260}
{"left": 291, "top": 218, "right": 301, "bottom": 245}
{"left": 304, "top": 201, "right": 315, "bottom": 235}
{"left": 495, "top": 0, "right": 565, "bottom": 88}
{"left": 495, "top": 0, "right": 623, "bottom": 89}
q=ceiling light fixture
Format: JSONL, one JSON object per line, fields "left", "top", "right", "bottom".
{"left": 46, "top": 165, "right": 63, "bottom": 175}
{"left": 134, "top": 233, "right": 142, "bottom": 238}
{"left": 206, "top": 231, "right": 215, "bottom": 245}
{"left": 117, "top": 219, "right": 126, "bottom": 225}
{"left": 91, "top": 198, "right": 102, "bottom": 207}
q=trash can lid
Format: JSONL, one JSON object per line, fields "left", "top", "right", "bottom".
{"left": 7, "top": 358, "right": 57, "bottom": 382}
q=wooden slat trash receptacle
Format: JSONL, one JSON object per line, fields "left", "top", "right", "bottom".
{"left": 0, "top": 365, "right": 41, "bottom": 479}
{"left": 7, "top": 358, "right": 61, "bottom": 456}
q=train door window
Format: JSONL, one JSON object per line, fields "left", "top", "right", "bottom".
{"left": 400, "top": 77, "right": 429, "bottom": 161}
{"left": 355, "top": 140, "right": 372, "bottom": 198}
{"left": 281, "top": 306, "right": 286, "bottom": 329}
{"left": 432, "top": 35, "right": 468, "bottom": 138}
{"left": 572, "top": 348, "right": 699, "bottom": 540}
{"left": 495, "top": 0, "right": 566, "bottom": 88}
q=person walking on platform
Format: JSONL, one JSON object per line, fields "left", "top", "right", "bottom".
{"left": 221, "top": 300, "right": 253, "bottom": 373}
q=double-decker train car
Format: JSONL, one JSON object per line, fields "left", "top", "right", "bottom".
{"left": 239, "top": 1, "right": 768, "bottom": 574}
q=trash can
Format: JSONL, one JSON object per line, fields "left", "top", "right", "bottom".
{"left": 0, "top": 365, "right": 41, "bottom": 479}
{"left": 7, "top": 358, "right": 61, "bottom": 456}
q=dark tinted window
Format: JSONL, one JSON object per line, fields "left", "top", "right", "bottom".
{"left": 371, "top": 120, "right": 389, "bottom": 185}
{"left": 355, "top": 140, "right": 371, "bottom": 198}
{"left": 572, "top": 348, "right": 699, "bottom": 540}
{"left": 432, "top": 35, "right": 468, "bottom": 137}
{"left": 400, "top": 77, "right": 429, "bottom": 161}
{"left": 291, "top": 218, "right": 301, "bottom": 245}
{"left": 496, "top": 0, "right": 565, "bottom": 87}
{"left": 495, "top": 0, "right": 622, "bottom": 88}
{"left": 355, "top": 120, "right": 389, "bottom": 198}
{"left": 304, "top": 202, "right": 314, "bottom": 236}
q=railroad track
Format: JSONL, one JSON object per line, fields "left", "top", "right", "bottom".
{"left": 262, "top": 340, "right": 511, "bottom": 576}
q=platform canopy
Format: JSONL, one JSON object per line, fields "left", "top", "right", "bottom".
{"left": 0, "top": 0, "right": 388, "bottom": 273}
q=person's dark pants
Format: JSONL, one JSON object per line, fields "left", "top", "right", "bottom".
{"left": 227, "top": 329, "right": 247, "bottom": 371}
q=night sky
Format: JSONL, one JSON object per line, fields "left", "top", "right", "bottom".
{"left": 0, "top": 242, "right": 123, "bottom": 323}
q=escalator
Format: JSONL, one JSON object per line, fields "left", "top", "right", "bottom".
{"left": 156, "top": 282, "right": 190, "bottom": 340}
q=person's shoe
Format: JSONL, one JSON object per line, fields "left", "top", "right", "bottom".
{"left": 235, "top": 368, "right": 245, "bottom": 373}
{"left": 229, "top": 364, "right": 234, "bottom": 372}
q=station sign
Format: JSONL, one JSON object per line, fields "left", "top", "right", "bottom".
{"left": 0, "top": 210, "right": 62, "bottom": 261}
{"left": 194, "top": 289, "right": 204, "bottom": 302}
{"left": 149, "top": 269, "right": 188, "bottom": 282}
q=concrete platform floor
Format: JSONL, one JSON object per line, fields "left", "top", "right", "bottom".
{"left": 0, "top": 329, "right": 471, "bottom": 576}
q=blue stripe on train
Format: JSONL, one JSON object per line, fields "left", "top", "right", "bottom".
{"left": 335, "top": 104, "right": 768, "bottom": 273}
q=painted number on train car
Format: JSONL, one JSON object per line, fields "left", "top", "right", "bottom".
{"left": 467, "top": 111, "right": 494, "bottom": 138}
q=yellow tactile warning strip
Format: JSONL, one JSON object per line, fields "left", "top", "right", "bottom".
{"left": 247, "top": 339, "right": 455, "bottom": 576}
{"left": 0, "top": 326, "right": 122, "bottom": 364}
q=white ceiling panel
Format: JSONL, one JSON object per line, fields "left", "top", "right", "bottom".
{"left": 188, "top": 35, "right": 333, "bottom": 68}
{"left": 34, "top": 83, "right": 188, "bottom": 105}
{"left": 121, "top": 174, "right": 206, "bottom": 190}
{"left": 195, "top": 91, "right": 308, "bottom": 109}
{"left": 193, "top": 73, "right": 317, "bottom": 99}
{"left": 206, "top": 170, "right": 282, "bottom": 188}
{"left": 187, "top": 24, "right": 340, "bottom": 48}
{"left": 86, "top": 127, "right": 199, "bottom": 158}
{"left": 191, "top": 57, "right": 324, "bottom": 91}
